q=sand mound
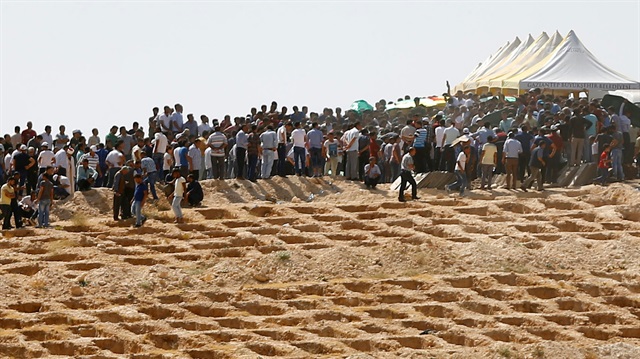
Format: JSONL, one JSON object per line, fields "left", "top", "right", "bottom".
{"left": 2, "top": 177, "right": 640, "bottom": 358}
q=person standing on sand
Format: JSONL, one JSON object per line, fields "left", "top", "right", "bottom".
{"left": 479, "top": 136, "right": 497, "bottom": 190}
{"left": 131, "top": 173, "right": 147, "bottom": 227}
{"left": 36, "top": 174, "right": 53, "bottom": 228}
{"left": 111, "top": 166, "right": 130, "bottom": 221}
{"left": 593, "top": 144, "right": 611, "bottom": 185}
{"left": 398, "top": 147, "right": 419, "bottom": 202}
{"left": 1, "top": 177, "right": 20, "bottom": 229}
{"left": 521, "top": 140, "right": 546, "bottom": 192}
{"left": 259, "top": 125, "right": 277, "bottom": 180}
{"left": 169, "top": 168, "right": 186, "bottom": 223}
{"left": 446, "top": 145, "right": 471, "bottom": 196}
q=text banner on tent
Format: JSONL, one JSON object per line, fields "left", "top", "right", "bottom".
{"left": 525, "top": 82, "right": 640, "bottom": 90}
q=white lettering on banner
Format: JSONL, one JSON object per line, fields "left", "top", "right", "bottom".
{"left": 566, "top": 48, "right": 585, "bottom": 53}
{"left": 525, "top": 82, "right": 640, "bottom": 90}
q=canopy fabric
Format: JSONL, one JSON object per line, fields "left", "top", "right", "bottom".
{"left": 609, "top": 89, "right": 640, "bottom": 104}
{"left": 349, "top": 100, "right": 374, "bottom": 113}
{"left": 488, "top": 31, "right": 562, "bottom": 90}
{"left": 461, "top": 37, "right": 521, "bottom": 91}
{"left": 454, "top": 42, "right": 508, "bottom": 93}
{"left": 473, "top": 34, "right": 535, "bottom": 90}
{"left": 601, "top": 95, "right": 640, "bottom": 127}
{"left": 386, "top": 97, "right": 447, "bottom": 111}
{"left": 517, "top": 31, "right": 640, "bottom": 91}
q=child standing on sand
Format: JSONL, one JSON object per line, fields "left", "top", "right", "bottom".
{"left": 593, "top": 144, "right": 611, "bottom": 185}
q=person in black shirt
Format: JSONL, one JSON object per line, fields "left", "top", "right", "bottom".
{"left": 185, "top": 174, "right": 203, "bottom": 207}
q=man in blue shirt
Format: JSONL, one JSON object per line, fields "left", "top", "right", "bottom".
{"left": 131, "top": 174, "right": 148, "bottom": 227}
{"left": 306, "top": 122, "right": 324, "bottom": 177}
{"left": 515, "top": 125, "right": 534, "bottom": 182}
{"left": 412, "top": 118, "right": 430, "bottom": 173}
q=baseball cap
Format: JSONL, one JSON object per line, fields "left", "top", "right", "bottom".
{"left": 20, "top": 144, "right": 27, "bottom": 151}
{"left": 537, "top": 100, "right": 545, "bottom": 105}
{"left": 463, "top": 128, "right": 470, "bottom": 134}
{"left": 41, "top": 142, "right": 49, "bottom": 148}
{"left": 90, "top": 145, "right": 97, "bottom": 152}
{"left": 72, "top": 129, "right": 82, "bottom": 135}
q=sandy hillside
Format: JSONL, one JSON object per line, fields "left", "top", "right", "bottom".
{"left": 1, "top": 177, "right": 640, "bottom": 358}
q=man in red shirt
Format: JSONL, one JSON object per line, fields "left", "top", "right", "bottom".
{"left": 21, "top": 121, "right": 37, "bottom": 145}
{"left": 546, "top": 125, "right": 564, "bottom": 183}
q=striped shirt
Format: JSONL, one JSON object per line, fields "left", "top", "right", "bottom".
{"left": 140, "top": 157, "right": 156, "bottom": 174}
{"left": 207, "top": 131, "right": 228, "bottom": 157}
{"left": 80, "top": 153, "right": 100, "bottom": 170}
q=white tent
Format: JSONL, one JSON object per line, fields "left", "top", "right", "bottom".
{"left": 473, "top": 33, "right": 538, "bottom": 90}
{"left": 453, "top": 42, "right": 507, "bottom": 93}
{"left": 461, "top": 37, "right": 521, "bottom": 91}
{"left": 519, "top": 30, "right": 640, "bottom": 92}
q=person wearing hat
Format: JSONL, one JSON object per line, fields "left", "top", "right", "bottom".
{"left": 398, "top": 147, "right": 419, "bottom": 202}
{"left": 77, "top": 158, "right": 98, "bottom": 191}
{"left": 446, "top": 145, "right": 471, "bottom": 196}
{"left": 168, "top": 167, "right": 186, "bottom": 223}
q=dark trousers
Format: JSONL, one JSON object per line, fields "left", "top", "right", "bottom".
{"left": 364, "top": 176, "right": 379, "bottom": 188}
{"left": 78, "top": 179, "right": 93, "bottom": 191}
{"left": 1, "top": 203, "right": 19, "bottom": 229}
{"left": 247, "top": 154, "right": 258, "bottom": 181}
{"left": 277, "top": 144, "right": 287, "bottom": 176}
{"left": 122, "top": 188, "right": 134, "bottom": 218}
{"left": 518, "top": 153, "right": 531, "bottom": 181}
{"left": 398, "top": 170, "right": 417, "bottom": 199}
{"left": 358, "top": 151, "right": 370, "bottom": 180}
{"left": 434, "top": 147, "right": 443, "bottom": 171}
{"left": 27, "top": 170, "right": 38, "bottom": 195}
{"left": 443, "top": 145, "right": 456, "bottom": 172}
{"left": 293, "top": 146, "right": 306, "bottom": 175}
{"left": 113, "top": 194, "right": 124, "bottom": 220}
{"left": 414, "top": 147, "right": 428, "bottom": 173}
{"left": 236, "top": 147, "right": 247, "bottom": 178}
{"left": 212, "top": 156, "right": 225, "bottom": 179}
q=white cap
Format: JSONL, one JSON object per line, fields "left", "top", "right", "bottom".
{"left": 20, "top": 144, "right": 27, "bottom": 151}
{"left": 41, "top": 142, "right": 49, "bottom": 147}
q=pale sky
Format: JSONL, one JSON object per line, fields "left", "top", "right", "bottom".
{"left": 2, "top": 1, "right": 639, "bottom": 138}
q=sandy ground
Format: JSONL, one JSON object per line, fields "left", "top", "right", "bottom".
{"left": 1, "top": 176, "right": 640, "bottom": 358}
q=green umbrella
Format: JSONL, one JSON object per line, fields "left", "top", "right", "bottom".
{"left": 349, "top": 100, "right": 374, "bottom": 114}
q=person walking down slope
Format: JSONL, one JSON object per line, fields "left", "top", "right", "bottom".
{"left": 398, "top": 147, "right": 419, "bottom": 202}
{"left": 446, "top": 146, "right": 471, "bottom": 196}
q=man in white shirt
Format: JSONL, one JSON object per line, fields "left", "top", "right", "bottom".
{"left": 54, "top": 146, "right": 70, "bottom": 176}
{"left": 37, "top": 142, "right": 56, "bottom": 174}
{"left": 433, "top": 117, "right": 445, "bottom": 171}
{"left": 276, "top": 122, "right": 292, "bottom": 177}
{"left": 446, "top": 145, "right": 470, "bottom": 196}
{"left": 170, "top": 103, "right": 184, "bottom": 133}
{"left": 40, "top": 125, "right": 53, "bottom": 148}
{"left": 158, "top": 106, "right": 173, "bottom": 134}
{"left": 290, "top": 122, "right": 307, "bottom": 176}
{"left": 502, "top": 132, "right": 523, "bottom": 189}
{"left": 198, "top": 115, "right": 212, "bottom": 137}
{"left": 260, "top": 125, "right": 278, "bottom": 179}
{"left": 343, "top": 122, "right": 363, "bottom": 180}
{"left": 440, "top": 121, "right": 460, "bottom": 172}
{"left": 152, "top": 128, "right": 168, "bottom": 172}
{"left": 363, "top": 156, "right": 381, "bottom": 189}
{"left": 105, "top": 142, "right": 124, "bottom": 187}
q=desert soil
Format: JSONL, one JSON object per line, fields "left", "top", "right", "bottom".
{"left": 1, "top": 177, "right": 640, "bottom": 359}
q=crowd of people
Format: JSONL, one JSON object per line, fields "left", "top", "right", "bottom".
{"left": 0, "top": 89, "right": 638, "bottom": 228}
